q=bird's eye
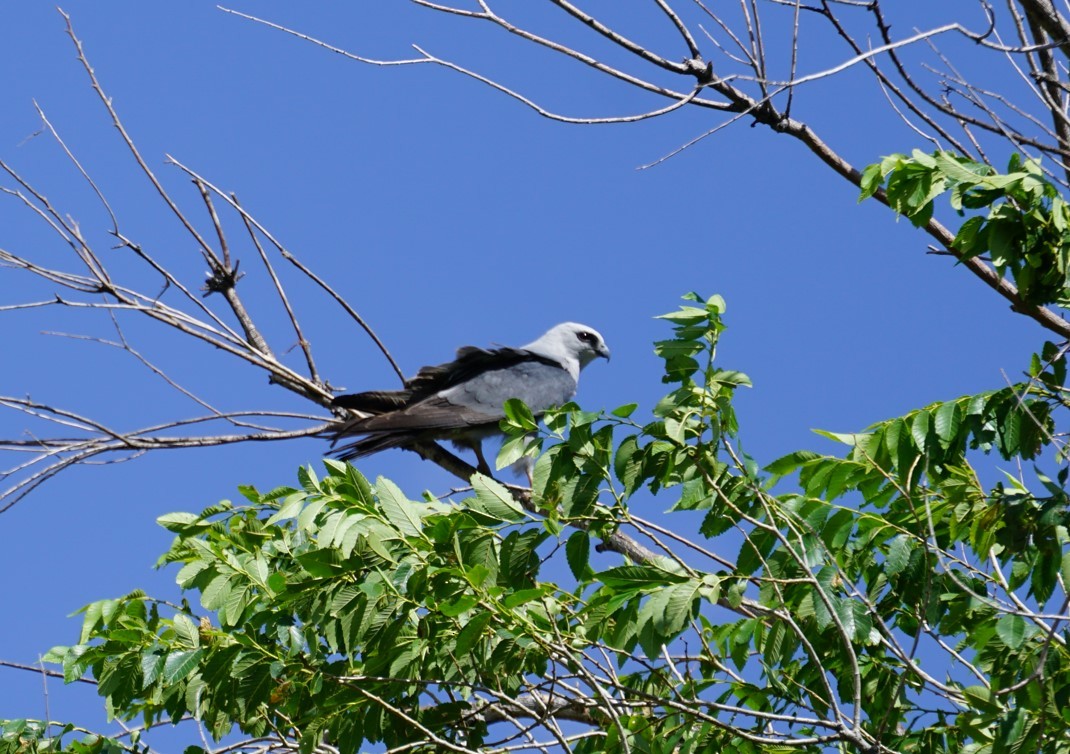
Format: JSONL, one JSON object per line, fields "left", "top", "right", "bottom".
{"left": 576, "top": 331, "right": 595, "bottom": 344}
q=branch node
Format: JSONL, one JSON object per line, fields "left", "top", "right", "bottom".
{"left": 685, "top": 57, "right": 714, "bottom": 86}
{"left": 201, "top": 260, "right": 243, "bottom": 297}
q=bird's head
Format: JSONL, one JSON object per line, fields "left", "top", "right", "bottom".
{"left": 527, "top": 322, "right": 611, "bottom": 369}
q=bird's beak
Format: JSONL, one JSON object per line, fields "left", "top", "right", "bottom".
{"left": 598, "top": 345, "right": 611, "bottom": 362}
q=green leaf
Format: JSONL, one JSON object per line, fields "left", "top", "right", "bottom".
{"left": 598, "top": 565, "right": 686, "bottom": 591}
{"left": 439, "top": 594, "right": 479, "bottom": 617}
{"left": 78, "top": 600, "right": 104, "bottom": 644}
{"left": 910, "top": 410, "right": 931, "bottom": 451}
{"left": 455, "top": 611, "right": 493, "bottom": 656}
{"left": 157, "top": 512, "right": 201, "bottom": 532}
{"left": 201, "top": 574, "right": 233, "bottom": 611}
{"left": 611, "top": 403, "right": 638, "bottom": 418}
{"left": 163, "top": 649, "right": 205, "bottom": 684}
{"left": 812, "top": 429, "right": 861, "bottom": 446}
{"left": 765, "top": 450, "right": 821, "bottom": 477}
{"left": 885, "top": 534, "right": 914, "bottom": 577}
{"left": 614, "top": 435, "right": 644, "bottom": 497}
{"left": 559, "top": 473, "right": 601, "bottom": 518}
{"left": 934, "top": 400, "right": 962, "bottom": 450}
{"left": 995, "top": 614, "right": 1029, "bottom": 649}
{"left": 141, "top": 650, "right": 166, "bottom": 688}
{"left": 172, "top": 614, "right": 200, "bottom": 647}
{"left": 859, "top": 162, "right": 883, "bottom": 200}
{"left": 835, "top": 599, "right": 874, "bottom": 644}
{"left": 565, "top": 531, "right": 591, "bottom": 580}
{"left": 962, "top": 684, "right": 999, "bottom": 713}
{"left": 502, "top": 398, "right": 538, "bottom": 431}
{"left": 265, "top": 493, "right": 307, "bottom": 525}
{"left": 655, "top": 305, "right": 710, "bottom": 325}
{"left": 267, "top": 572, "right": 287, "bottom": 593}
{"left": 469, "top": 474, "right": 526, "bottom": 522}
{"left": 376, "top": 477, "right": 423, "bottom": 537}
{"left": 63, "top": 645, "right": 89, "bottom": 683}
{"left": 934, "top": 151, "right": 986, "bottom": 183}
{"left": 993, "top": 708, "right": 1028, "bottom": 754}
{"left": 496, "top": 434, "right": 535, "bottom": 470}
{"left": 650, "top": 580, "right": 700, "bottom": 637}
{"left": 40, "top": 646, "right": 67, "bottom": 664}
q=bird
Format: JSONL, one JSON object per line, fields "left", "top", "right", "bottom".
{"left": 329, "top": 323, "right": 610, "bottom": 474}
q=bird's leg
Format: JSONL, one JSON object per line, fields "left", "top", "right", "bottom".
{"left": 473, "top": 442, "right": 493, "bottom": 477}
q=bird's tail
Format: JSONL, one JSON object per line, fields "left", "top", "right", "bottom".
{"left": 330, "top": 431, "right": 413, "bottom": 462}
{"left": 332, "top": 390, "right": 411, "bottom": 414}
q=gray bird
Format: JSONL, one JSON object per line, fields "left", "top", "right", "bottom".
{"left": 330, "top": 323, "right": 610, "bottom": 473}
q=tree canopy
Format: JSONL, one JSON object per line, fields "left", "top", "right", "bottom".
{"left": 3, "top": 2, "right": 1070, "bottom": 753}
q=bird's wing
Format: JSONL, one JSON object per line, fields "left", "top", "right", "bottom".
{"left": 332, "top": 346, "right": 566, "bottom": 415}
{"left": 404, "top": 346, "right": 565, "bottom": 399}
{"left": 439, "top": 359, "right": 578, "bottom": 416}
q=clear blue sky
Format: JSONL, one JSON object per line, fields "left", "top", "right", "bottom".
{"left": 0, "top": 1, "right": 1041, "bottom": 746}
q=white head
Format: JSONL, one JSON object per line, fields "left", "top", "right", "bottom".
{"left": 523, "top": 322, "right": 610, "bottom": 378}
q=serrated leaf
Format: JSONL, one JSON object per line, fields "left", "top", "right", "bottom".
{"left": 223, "top": 586, "right": 251, "bottom": 627}
{"left": 885, "top": 534, "right": 913, "bottom": 577}
{"left": 296, "top": 499, "right": 326, "bottom": 532}
{"left": 565, "top": 531, "right": 590, "bottom": 580}
{"left": 469, "top": 474, "right": 526, "bottom": 522}
{"left": 265, "top": 493, "right": 307, "bottom": 525}
{"left": 267, "top": 572, "right": 287, "bottom": 593}
{"left": 614, "top": 435, "right": 644, "bottom": 497}
{"left": 835, "top": 599, "right": 873, "bottom": 643}
{"left": 141, "top": 650, "right": 166, "bottom": 688}
{"left": 163, "top": 649, "right": 205, "bottom": 684}
{"left": 376, "top": 477, "right": 423, "bottom": 537}
{"left": 995, "top": 614, "right": 1028, "bottom": 649}
{"left": 502, "top": 398, "right": 538, "bottom": 431}
{"left": 172, "top": 614, "right": 200, "bottom": 647}
{"left": 201, "top": 574, "right": 233, "bottom": 611}
{"left": 496, "top": 434, "right": 534, "bottom": 470}
{"left": 598, "top": 565, "right": 686, "bottom": 591}
{"left": 455, "top": 611, "right": 493, "bottom": 656}
{"left": 934, "top": 401, "right": 962, "bottom": 450}
{"left": 859, "top": 162, "right": 883, "bottom": 200}
{"left": 651, "top": 580, "right": 700, "bottom": 636}
{"left": 655, "top": 306, "right": 709, "bottom": 325}
{"left": 765, "top": 450, "right": 821, "bottom": 477}
{"left": 157, "top": 512, "right": 200, "bottom": 532}
{"left": 934, "top": 151, "right": 986, "bottom": 183}
{"left": 910, "top": 411, "right": 931, "bottom": 451}
{"left": 79, "top": 600, "right": 104, "bottom": 644}
{"left": 439, "top": 594, "right": 479, "bottom": 617}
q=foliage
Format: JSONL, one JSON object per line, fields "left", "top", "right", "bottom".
{"left": 861, "top": 151, "right": 1070, "bottom": 306}
{"left": 0, "top": 721, "right": 133, "bottom": 754}
{"left": 8, "top": 291, "right": 1070, "bottom": 753}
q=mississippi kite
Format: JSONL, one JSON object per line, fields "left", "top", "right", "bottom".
{"left": 330, "top": 322, "right": 610, "bottom": 472}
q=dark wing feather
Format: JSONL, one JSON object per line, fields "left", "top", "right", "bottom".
{"left": 403, "top": 347, "right": 563, "bottom": 400}
{"left": 347, "top": 396, "right": 498, "bottom": 433}
{"left": 331, "top": 347, "right": 563, "bottom": 414}
{"left": 332, "top": 390, "right": 412, "bottom": 413}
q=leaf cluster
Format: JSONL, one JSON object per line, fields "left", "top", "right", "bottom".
{"left": 861, "top": 151, "right": 1070, "bottom": 305}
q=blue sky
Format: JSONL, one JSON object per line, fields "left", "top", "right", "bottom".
{"left": 0, "top": 1, "right": 1043, "bottom": 746}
